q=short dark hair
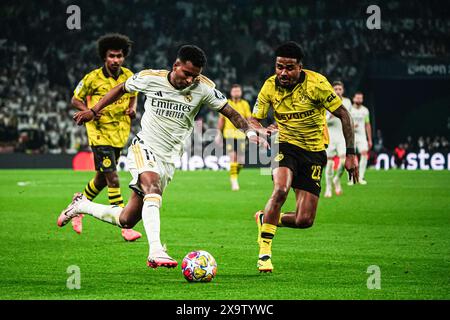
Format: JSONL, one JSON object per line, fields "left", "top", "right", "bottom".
{"left": 97, "top": 33, "right": 133, "bottom": 60}
{"left": 332, "top": 81, "right": 344, "bottom": 87}
{"left": 354, "top": 91, "right": 364, "bottom": 96}
{"left": 177, "top": 45, "right": 207, "bottom": 68}
{"left": 275, "top": 41, "right": 305, "bottom": 63}
{"left": 230, "top": 84, "right": 242, "bottom": 90}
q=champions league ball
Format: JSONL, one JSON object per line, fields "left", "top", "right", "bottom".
{"left": 181, "top": 250, "right": 217, "bottom": 282}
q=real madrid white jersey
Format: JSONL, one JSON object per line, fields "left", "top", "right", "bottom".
{"left": 342, "top": 97, "right": 352, "bottom": 111}
{"left": 350, "top": 104, "right": 370, "bottom": 139}
{"left": 326, "top": 97, "right": 352, "bottom": 144}
{"left": 124, "top": 69, "right": 228, "bottom": 163}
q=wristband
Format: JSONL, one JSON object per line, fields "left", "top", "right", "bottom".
{"left": 91, "top": 109, "right": 97, "bottom": 116}
{"left": 346, "top": 147, "right": 356, "bottom": 155}
{"left": 246, "top": 130, "right": 257, "bottom": 139}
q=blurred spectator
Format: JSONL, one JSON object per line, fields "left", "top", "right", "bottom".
{"left": 394, "top": 144, "right": 407, "bottom": 168}
{"left": 373, "top": 129, "right": 386, "bottom": 153}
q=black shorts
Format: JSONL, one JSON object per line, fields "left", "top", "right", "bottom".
{"left": 91, "top": 145, "right": 122, "bottom": 173}
{"left": 272, "top": 143, "right": 327, "bottom": 197}
{"left": 224, "top": 138, "right": 246, "bottom": 154}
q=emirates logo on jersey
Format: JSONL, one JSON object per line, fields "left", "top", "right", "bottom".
{"left": 151, "top": 98, "right": 193, "bottom": 119}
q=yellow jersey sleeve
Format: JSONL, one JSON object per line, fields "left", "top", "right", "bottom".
{"left": 73, "top": 72, "right": 94, "bottom": 102}
{"left": 243, "top": 100, "right": 252, "bottom": 118}
{"left": 252, "top": 79, "right": 272, "bottom": 119}
{"left": 316, "top": 77, "right": 342, "bottom": 113}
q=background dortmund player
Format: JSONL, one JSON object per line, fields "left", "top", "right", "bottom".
{"left": 215, "top": 84, "right": 252, "bottom": 191}
{"left": 249, "top": 42, "right": 359, "bottom": 272}
{"left": 71, "top": 33, "right": 142, "bottom": 241}
{"left": 324, "top": 81, "right": 353, "bottom": 197}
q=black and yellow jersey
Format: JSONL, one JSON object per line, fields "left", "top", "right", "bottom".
{"left": 252, "top": 69, "right": 342, "bottom": 152}
{"left": 220, "top": 98, "right": 252, "bottom": 139}
{"left": 73, "top": 66, "right": 137, "bottom": 147}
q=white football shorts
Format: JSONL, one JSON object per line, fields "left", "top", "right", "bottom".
{"left": 355, "top": 136, "right": 369, "bottom": 153}
{"left": 127, "top": 136, "right": 175, "bottom": 197}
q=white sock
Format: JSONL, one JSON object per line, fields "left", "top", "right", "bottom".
{"left": 78, "top": 201, "right": 123, "bottom": 226}
{"left": 360, "top": 155, "right": 368, "bottom": 180}
{"left": 142, "top": 194, "right": 164, "bottom": 256}
{"left": 325, "top": 160, "right": 334, "bottom": 190}
{"left": 336, "top": 157, "right": 345, "bottom": 178}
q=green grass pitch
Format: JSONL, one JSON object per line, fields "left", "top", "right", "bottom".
{"left": 0, "top": 169, "right": 448, "bottom": 300}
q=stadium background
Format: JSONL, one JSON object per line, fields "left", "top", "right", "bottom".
{"left": 1, "top": 0, "right": 450, "bottom": 303}
{"left": 1, "top": 0, "right": 449, "bottom": 168}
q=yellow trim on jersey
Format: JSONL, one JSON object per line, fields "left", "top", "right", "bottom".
{"left": 140, "top": 69, "right": 169, "bottom": 77}
{"left": 252, "top": 69, "right": 342, "bottom": 152}
{"left": 198, "top": 75, "right": 215, "bottom": 88}
{"left": 132, "top": 144, "right": 145, "bottom": 169}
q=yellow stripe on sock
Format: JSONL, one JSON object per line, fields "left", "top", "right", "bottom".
{"left": 261, "top": 223, "right": 277, "bottom": 236}
{"left": 83, "top": 189, "right": 95, "bottom": 200}
{"left": 278, "top": 213, "right": 285, "bottom": 227}
{"left": 108, "top": 187, "right": 123, "bottom": 207}
{"left": 230, "top": 162, "right": 239, "bottom": 177}
{"left": 259, "top": 223, "right": 277, "bottom": 257}
{"left": 83, "top": 179, "right": 101, "bottom": 200}
{"left": 88, "top": 179, "right": 100, "bottom": 193}
{"left": 108, "top": 187, "right": 121, "bottom": 194}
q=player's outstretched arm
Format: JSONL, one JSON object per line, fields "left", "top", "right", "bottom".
{"left": 71, "top": 96, "right": 89, "bottom": 112}
{"left": 73, "top": 83, "right": 126, "bottom": 125}
{"left": 220, "top": 104, "right": 269, "bottom": 149}
{"left": 332, "top": 105, "right": 359, "bottom": 183}
{"left": 248, "top": 117, "right": 272, "bottom": 136}
{"left": 125, "top": 95, "right": 137, "bottom": 119}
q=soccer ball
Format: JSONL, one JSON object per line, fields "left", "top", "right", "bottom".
{"left": 181, "top": 250, "right": 217, "bottom": 282}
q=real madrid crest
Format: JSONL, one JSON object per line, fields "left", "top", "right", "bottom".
{"left": 184, "top": 93, "right": 193, "bottom": 103}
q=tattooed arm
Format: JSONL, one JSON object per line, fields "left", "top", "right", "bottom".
{"left": 220, "top": 104, "right": 250, "bottom": 132}
{"left": 332, "top": 105, "right": 359, "bottom": 183}
{"left": 219, "top": 104, "right": 269, "bottom": 149}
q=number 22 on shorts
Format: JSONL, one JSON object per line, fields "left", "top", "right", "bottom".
{"left": 311, "top": 165, "right": 321, "bottom": 180}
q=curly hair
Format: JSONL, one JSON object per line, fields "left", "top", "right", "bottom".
{"left": 97, "top": 33, "right": 133, "bottom": 60}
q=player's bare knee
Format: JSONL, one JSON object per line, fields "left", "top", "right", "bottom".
{"left": 272, "top": 186, "right": 289, "bottom": 204}
{"left": 295, "top": 216, "right": 314, "bottom": 228}
{"left": 107, "top": 173, "right": 120, "bottom": 187}
{"left": 119, "top": 216, "right": 137, "bottom": 229}
{"left": 142, "top": 183, "right": 162, "bottom": 196}
{"left": 95, "top": 172, "right": 107, "bottom": 187}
